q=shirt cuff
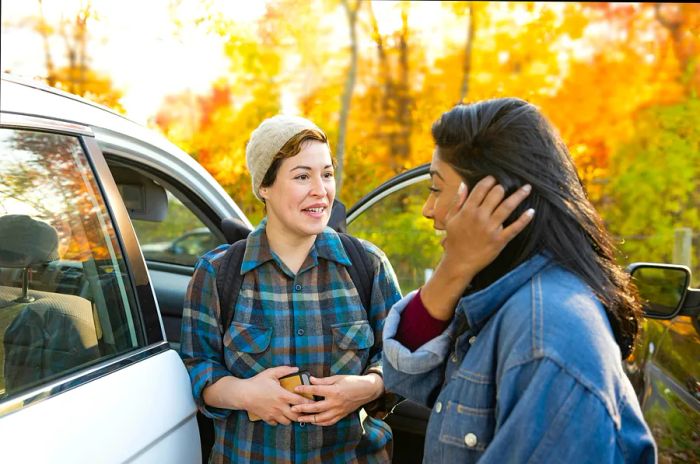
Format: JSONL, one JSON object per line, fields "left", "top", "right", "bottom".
{"left": 383, "top": 291, "right": 454, "bottom": 375}
{"left": 396, "top": 289, "right": 450, "bottom": 351}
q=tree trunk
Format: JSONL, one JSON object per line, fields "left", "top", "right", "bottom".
{"left": 336, "top": 0, "right": 360, "bottom": 195}
{"left": 36, "top": 0, "right": 55, "bottom": 86}
{"left": 459, "top": 2, "right": 476, "bottom": 102}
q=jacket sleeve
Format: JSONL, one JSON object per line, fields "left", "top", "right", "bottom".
{"left": 382, "top": 290, "right": 454, "bottom": 407}
{"left": 179, "top": 254, "right": 233, "bottom": 420}
{"left": 480, "top": 357, "right": 656, "bottom": 463}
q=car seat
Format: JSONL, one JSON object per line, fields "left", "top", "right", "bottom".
{"left": 0, "top": 215, "right": 99, "bottom": 396}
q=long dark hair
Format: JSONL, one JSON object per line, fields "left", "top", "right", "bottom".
{"left": 432, "top": 98, "right": 641, "bottom": 358}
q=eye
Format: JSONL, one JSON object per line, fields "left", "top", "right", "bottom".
{"left": 295, "top": 174, "right": 310, "bottom": 181}
{"left": 323, "top": 171, "right": 335, "bottom": 179}
{"left": 428, "top": 186, "right": 440, "bottom": 194}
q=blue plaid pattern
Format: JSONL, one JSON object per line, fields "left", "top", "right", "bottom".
{"left": 180, "top": 220, "right": 402, "bottom": 463}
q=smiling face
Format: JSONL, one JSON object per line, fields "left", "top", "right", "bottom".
{"left": 423, "top": 148, "right": 466, "bottom": 231}
{"left": 259, "top": 140, "right": 336, "bottom": 240}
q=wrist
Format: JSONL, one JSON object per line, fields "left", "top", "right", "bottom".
{"left": 223, "top": 376, "right": 248, "bottom": 410}
{"left": 364, "top": 372, "right": 384, "bottom": 401}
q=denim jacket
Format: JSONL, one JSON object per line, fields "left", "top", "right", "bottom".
{"left": 383, "top": 255, "right": 656, "bottom": 463}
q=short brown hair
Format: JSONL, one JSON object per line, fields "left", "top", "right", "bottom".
{"left": 260, "top": 128, "right": 333, "bottom": 188}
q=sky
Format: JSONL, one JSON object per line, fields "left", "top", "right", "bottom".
{"left": 1, "top": 0, "right": 266, "bottom": 124}
{"left": 1, "top": 0, "right": 467, "bottom": 125}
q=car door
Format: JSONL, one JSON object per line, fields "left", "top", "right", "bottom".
{"left": 346, "top": 164, "right": 434, "bottom": 464}
{"left": 635, "top": 312, "right": 700, "bottom": 462}
{"left": 0, "top": 114, "right": 200, "bottom": 463}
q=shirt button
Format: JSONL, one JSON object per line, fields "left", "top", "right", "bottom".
{"left": 468, "top": 336, "right": 477, "bottom": 345}
{"left": 435, "top": 401, "right": 442, "bottom": 413}
{"left": 294, "top": 284, "right": 302, "bottom": 291}
{"left": 297, "top": 328, "right": 305, "bottom": 336}
{"left": 464, "top": 433, "right": 478, "bottom": 448}
{"left": 299, "top": 422, "right": 305, "bottom": 428}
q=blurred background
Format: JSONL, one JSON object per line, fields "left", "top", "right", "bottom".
{"left": 1, "top": 0, "right": 698, "bottom": 283}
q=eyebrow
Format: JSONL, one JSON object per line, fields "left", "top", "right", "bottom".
{"left": 429, "top": 169, "right": 444, "bottom": 181}
{"left": 290, "top": 165, "right": 334, "bottom": 172}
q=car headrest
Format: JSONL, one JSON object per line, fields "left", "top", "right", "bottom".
{"left": 221, "top": 217, "right": 251, "bottom": 244}
{"left": 328, "top": 200, "right": 347, "bottom": 233}
{"left": 0, "top": 215, "right": 59, "bottom": 268}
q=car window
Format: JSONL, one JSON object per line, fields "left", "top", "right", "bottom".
{"left": 348, "top": 178, "right": 441, "bottom": 293}
{"left": 132, "top": 191, "right": 221, "bottom": 267}
{"left": 0, "top": 128, "right": 144, "bottom": 400}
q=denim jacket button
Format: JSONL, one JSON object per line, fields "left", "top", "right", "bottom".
{"left": 464, "top": 433, "right": 478, "bottom": 448}
{"left": 451, "top": 354, "right": 459, "bottom": 363}
{"left": 468, "top": 336, "right": 477, "bottom": 345}
{"left": 435, "top": 401, "right": 442, "bottom": 413}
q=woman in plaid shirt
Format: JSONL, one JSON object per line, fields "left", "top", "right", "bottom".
{"left": 180, "top": 115, "right": 402, "bottom": 463}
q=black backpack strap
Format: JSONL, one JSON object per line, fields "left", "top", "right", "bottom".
{"left": 338, "top": 233, "right": 374, "bottom": 315}
{"left": 215, "top": 239, "right": 247, "bottom": 331}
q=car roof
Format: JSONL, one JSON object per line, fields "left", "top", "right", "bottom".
{"left": 0, "top": 73, "right": 252, "bottom": 229}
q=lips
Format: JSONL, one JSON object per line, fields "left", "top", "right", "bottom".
{"left": 302, "top": 204, "right": 328, "bottom": 214}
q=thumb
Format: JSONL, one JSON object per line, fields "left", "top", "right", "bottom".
{"left": 263, "top": 366, "right": 299, "bottom": 379}
{"left": 445, "top": 182, "right": 468, "bottom": 223}
{"left": 310, "top": 375, "right": 339, "bottom": 385}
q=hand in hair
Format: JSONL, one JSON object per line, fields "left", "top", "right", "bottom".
{"left": 421, "top": 176, "right": 534, "bottom": 321}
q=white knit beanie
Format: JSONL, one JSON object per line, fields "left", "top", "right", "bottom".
{"left": 245, "top": 115, "right": 323, "bottom": 201}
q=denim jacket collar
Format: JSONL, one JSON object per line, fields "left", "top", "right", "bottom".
{"left": 456, "top": 254, "right": 551, "bottom": 333}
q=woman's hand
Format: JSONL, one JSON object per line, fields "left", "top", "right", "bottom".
{"left": 204, "top": 366, "right": 314, "bottom": 426}
{"left": 290, "top": 373, "right": 383, "bottom": 426}
{"left": 442, "top": 176, "right": 534, "bottom": 277}
{"left": 421, "top": 177, "right": 534, "bottom": 320}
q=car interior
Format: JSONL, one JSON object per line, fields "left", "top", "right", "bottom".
{"left": 0, "top": 215, "right": 100, "bottom": 398}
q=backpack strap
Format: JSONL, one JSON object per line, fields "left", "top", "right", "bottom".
{"left": 215, "top": 239, "right": 247, "bottom": 331}
{"left": 338, "top": 233, "right": 374, "bottom": 315}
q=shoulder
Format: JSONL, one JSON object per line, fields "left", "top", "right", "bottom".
{"left": 195, "top": 244, "right": 231, "bottom": 273}
{"left": 499, "top": 264, "right": 613, "bottom": 353}
{"left": 495, "top": 265, "right": 627, "bottom": 413}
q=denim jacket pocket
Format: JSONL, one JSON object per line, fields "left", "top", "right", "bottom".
{"left": 223, "top": 321, "right": 272, "bottom": 377}
{"left": 330, "top": 320, "right": 374, "bottom": 375}
{"left": 438, "top": 400, "right": 495, "bottom": 454}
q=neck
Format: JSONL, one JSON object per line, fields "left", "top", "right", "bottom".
{"left": 264, "top": 218, "right": 317, "bottom": 274}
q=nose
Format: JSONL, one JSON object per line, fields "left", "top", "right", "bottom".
{"left": 422, "top": 196, "right": 434, "bottom": 220}
{"left": 310, "top": 174, "right": 327, "bottom": 197}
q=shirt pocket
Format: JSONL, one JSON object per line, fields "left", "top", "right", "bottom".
{"left": 330, "top": 320, "right": 374, "bottom": 375}
{"left": 438, "top": 400, "right": 495, "bottom": 456}
{"left": 223, "top": 321, "right": 272, "bottom": 378}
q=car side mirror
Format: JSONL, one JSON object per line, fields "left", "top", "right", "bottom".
{"left": 627, "top": 263, "right": 690, "bottom": 319}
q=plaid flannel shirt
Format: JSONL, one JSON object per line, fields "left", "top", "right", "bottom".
{"left": 180, "top": 220, "right": 402, "bottom": 463}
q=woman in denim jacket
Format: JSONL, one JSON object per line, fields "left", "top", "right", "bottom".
{"left": 383, "top": 98, "right": 656, "bottom": 463}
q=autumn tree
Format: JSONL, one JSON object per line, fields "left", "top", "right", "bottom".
{"left": 33, "top": 0, "right": 125, "bottom": 112}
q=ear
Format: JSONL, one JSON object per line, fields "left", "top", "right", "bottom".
{"left": 259, "top": 187, "right": 269, "bottom": 200}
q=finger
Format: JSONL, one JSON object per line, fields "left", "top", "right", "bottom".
{"left": 479, "top": 183, "right": 506, "bottom": 216}
{"left": 281, "top": 391, "right": 316, "bottom": 405}
{"left": 265, "top": 365, "right": 299, "bottom": 379}
{"left": 291, "top": 400, "right": 330, "bottom": 415}
{"left": 309, "top": 375, "right": 338, "bottom": 385}
{"left": 463, "top": 176, "right": 496, "bottom": 208}
{"left": 295, "top": 384, "right": 331, "bottom": 397}
{"left": 491, "top": 184, "right": 532, "bottom": 225}
{"left": 265, "top": 419, "right": 278, "bottom": 426}
{"left": 500, "top": 208, "right": 535, "bottom": 242}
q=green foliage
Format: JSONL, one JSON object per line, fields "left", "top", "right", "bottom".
{"left": 348, "top": 181, "right": 442, "bottom": 293}
{"left": 604, "top": 99, "right": 700, "bottom": 284}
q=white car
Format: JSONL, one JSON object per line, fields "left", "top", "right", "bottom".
{"left": 0, "top": 74, "right": 251, "bottom": 463}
